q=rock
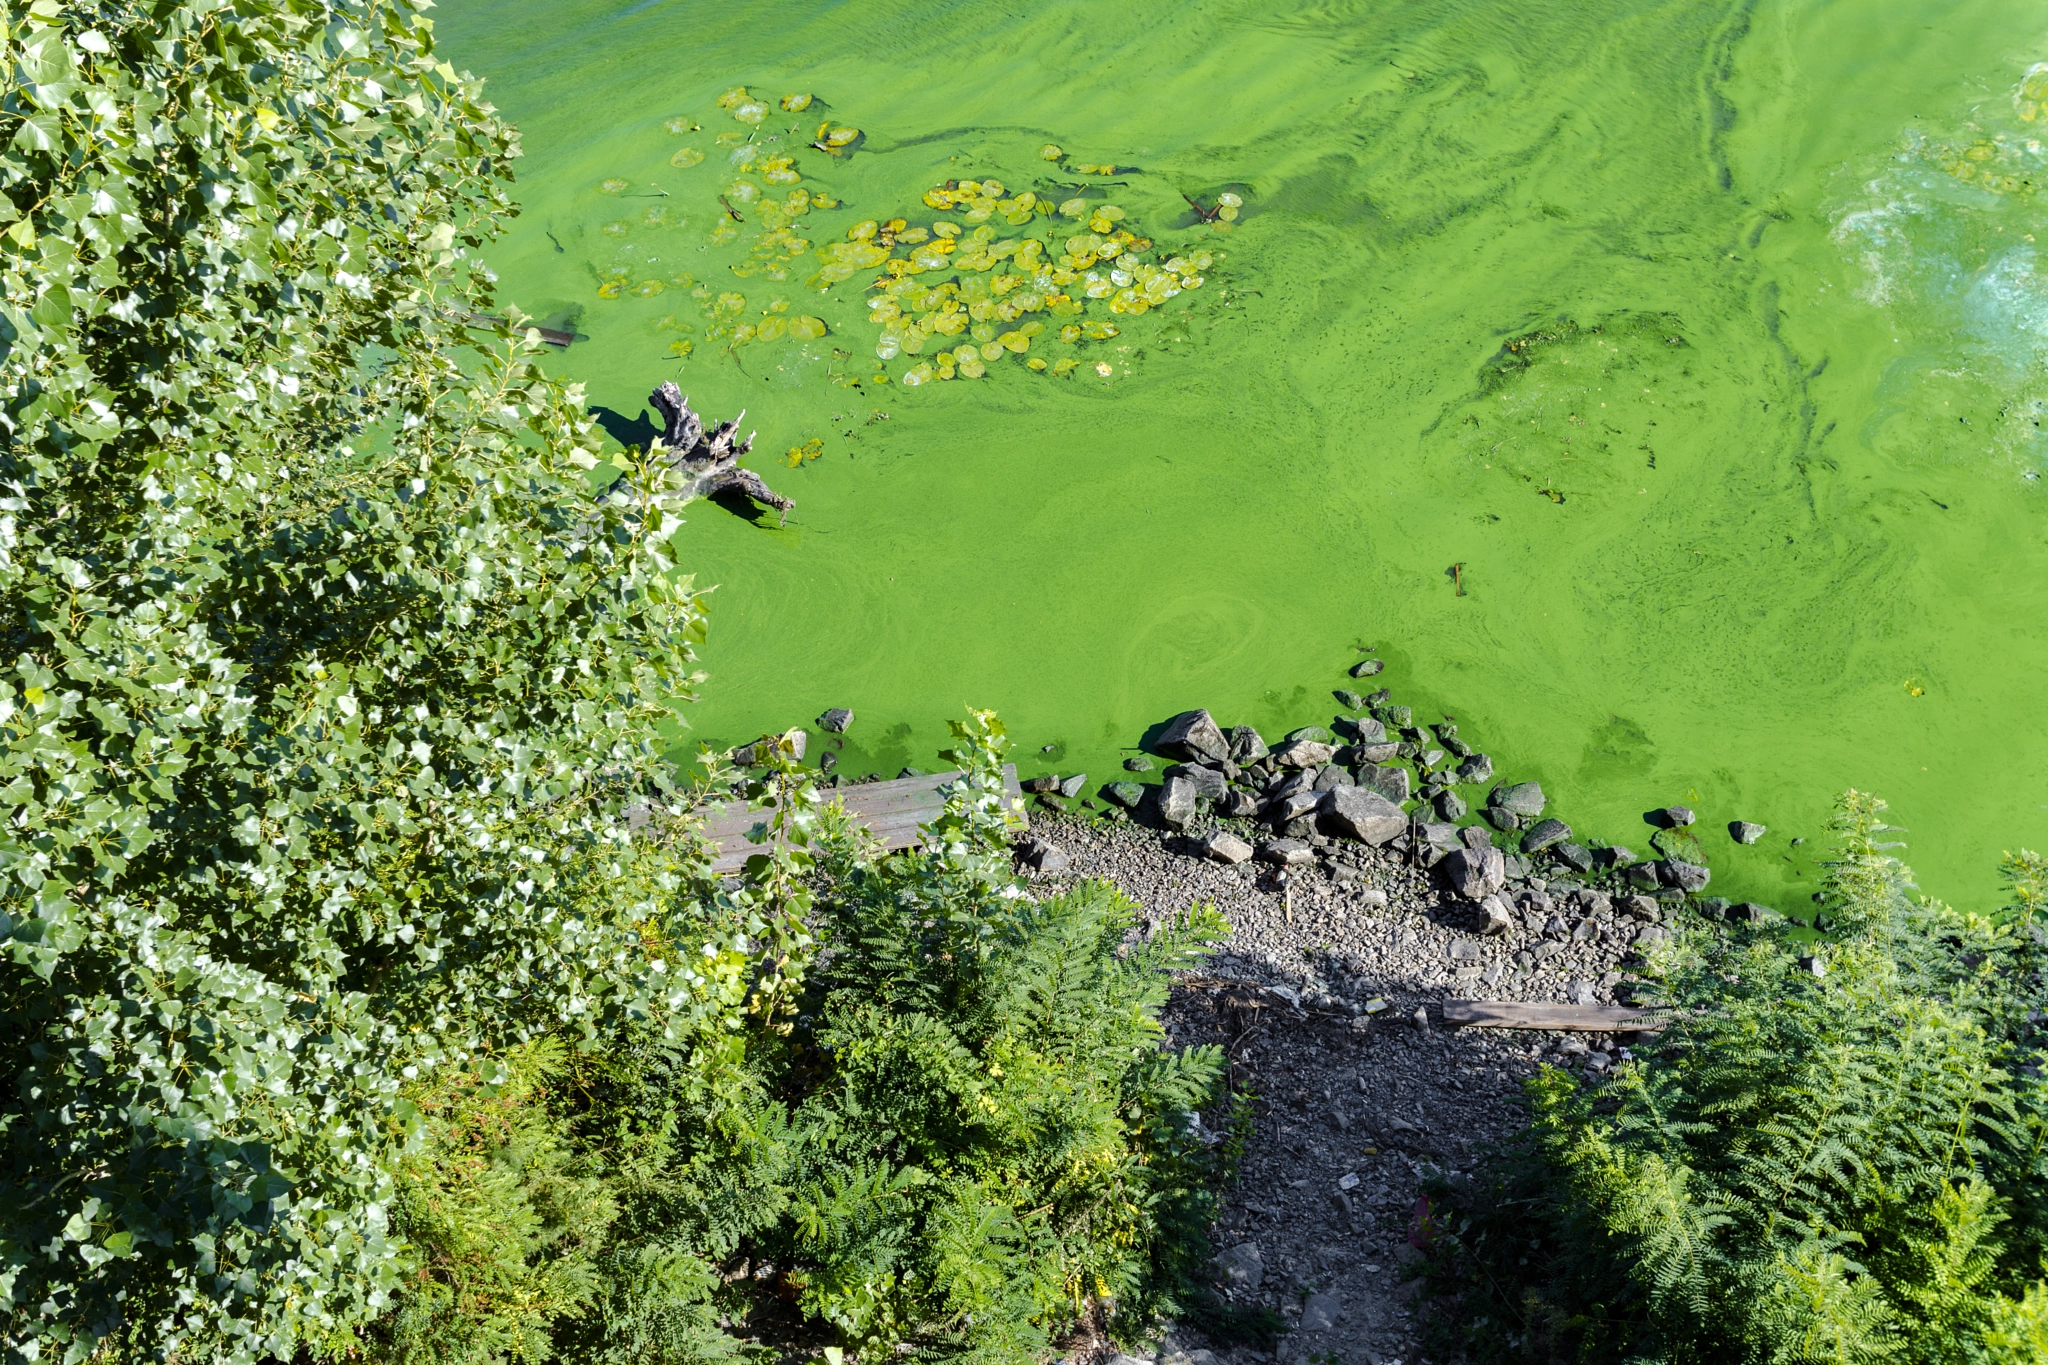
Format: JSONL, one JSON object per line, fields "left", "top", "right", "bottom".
{"left": 1157, "top": 775, "right": 1200, "bottom": 828}
{"left": 1299, "top": 1292, "right": 1341, "bottom": 1334}
{"left": 1461, "top": 824, "right": 1494, "bottom": 850}
{"left": 1663, "top": 859, "right": 1711, "bottom": 892}
{"left": 817, "top": 707, "right": 853, "bottom": 733}
{"left": 1521, "top": 817, "right": 1570, "bottom": 853}
{"left": 1257, "top": 838, "right": 1315, "bottom": 866}
{"left": 1357, "top": 887, "right": 1389, "bottom": 907}
{"left": 1377, "top": 703, "right": 1413, "bottom": 726}
{"left": 1357, "top": 763, "right": 1410, "bottom": 803}
{"left": 1214, "top": 1241, "right": 1263, "bottom": 1291}
{"left": 1436, "top": 789, "right": 1467, "bottom": 820}
{"left": 1634, "top": 925, "right": 1669, "bottom": 947}
{"left": 1621, "top": 895, "right": 1660, "bottom": 922}
{"left": 1625, "top": 863, "right": 1661, "bottom": 890}
{"left": 1480, "top": 895, "right": 1516, "bottom": 935}
{"left": 1226, "top": 725, "right": 1268, "bottom": 763}
{"left": 1268, "top": 791, "right": 1323, "bottom": 824}
{"left": 1201, "top": 831, "right": 1255, "bottom": 864}
{"left": 1568, "top": 979, "right": 1596, "bottom": 1006}
{"left": 1654, "top": 805, "right": 1697, "bottom": 828}
{"left": 1318, "top": 786, "right": 1408, "bottom": 845}
{"left": 1442, "top": 844, "right": 1507, "bottom": 899}
{"left": 896, "top": 766, "right": 925, "bottom": 779}
{"left": 1419, "top": 820, "right": 1460, "bottom": 848}
{"left": 1285, "top": 725, "right": 1335, "bottom": 745}
{"left": 1730, "top": 820, "right": 1767, "bottom": 844}
{"left": 1272, "top": 740, "right": 1338, "bottom": 768}
{"left": 1164, "top": 763, "right": 1228, "bottom": 801}
{"left": 1694, "top": 896, "right": 1729, "bottom": 920}
{"left": 1552, "top": 840, "right": 1594, "bottom": 872}
{"left": 1057, "top": 772, "right": 1088, "bottom": 799}
{"left": 1343, "top": 716, "right": 1388, "bottom": 744}
{"left": 1604, "top": 844, "right": 1637, "bottom": 867}
{"left": 1730, "top": 901, "right": 1777, "bottom": 924}
{"left": 1411, "top": 1005, "right": 1431, "bottom": 1033}
{"left": 1157, "top": 709, "right": 1229, "bottom": 764}
{"left": 1022, "top": 774, "right": 1060, "bottom": 794}
{"left": 1448, "top": 939, "right": 1482, "bottom": 963}
{"left": 1018, "top": 836, "right": 1069, "bottom": 873}
{"left": 1490, "top": 781, "right": 1546, "bottom": 817}
{"left": 1217, "top": 789, "right": 1261, "bottom": 818}
{"left": 1352, "top": 741, "right": 1400, "bottom": 763}
{"left": 1455, "top": 753, "right": 1495, "bottom": 785}
{"left": 1123, "top": 755, "right": 1154, "bottom": 772}
{"left": 1102, "top": 781, "right": 1144, "bottom": 810}
{"left": 1797, "top": 954, "right": 1827, "bottom": 978}
{"left": 1311, "top": 764, "right": 1355, "bottom": 792}
{"left": 1333, "top": 688, "right": 1367, "bottom": 711}
{"left": 1350, "top": 658, "right": 1384, "bottom": 678}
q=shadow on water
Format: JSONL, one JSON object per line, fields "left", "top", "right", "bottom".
{"left": 592, "top": 404, "right": 661, "bottom": 452}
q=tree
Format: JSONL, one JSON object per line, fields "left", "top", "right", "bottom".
{"left": 0, "top": 2, "right": 755, "bottom": 1357}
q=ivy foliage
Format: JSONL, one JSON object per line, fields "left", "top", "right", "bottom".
{"left": 1432, "top": 792, "right": 2048, "bottom": 1365}
{"left": 0, "top": 1, "right": 753, "bottom": 1359}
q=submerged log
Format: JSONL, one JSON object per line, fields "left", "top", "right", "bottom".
{"left": 648, "top": 382, "right": 794, "bottom": 525}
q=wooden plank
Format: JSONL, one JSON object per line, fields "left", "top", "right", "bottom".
{"left": 1442, "top": 999, "right": 1666, "bottom": 1032}
{"left": 699, "top": 766, "right": 1026, "bottom": 872}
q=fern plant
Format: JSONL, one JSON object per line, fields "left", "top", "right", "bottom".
{"left": 1432, "top": 791, "right": 2048, "bottom": 1365}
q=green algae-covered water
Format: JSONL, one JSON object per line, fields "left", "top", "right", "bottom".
{"left": 438, "top": 0, "right": 2048, "bottom": 911}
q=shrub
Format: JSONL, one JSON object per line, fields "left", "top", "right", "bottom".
{"left": 1432, "top": 791, "right": 2048, "bottom": 1365}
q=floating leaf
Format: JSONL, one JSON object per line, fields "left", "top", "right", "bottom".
{"left": 1040, "top": 143, "right": 1064, "bottom": 161}
{"left": 664, "top": 115, "right": 698, "bottom": 134}
{"left": 632, "top": 280, "right": 664, "bottom": 296}
{"left": 596, "top": 280, "right": 623, "bottom": 299}
{"left": 781, "top": 92, "right": 813, "bottom": 112}
{"left": 600, "top": 178, "right": 628, "bottom": 193}
{"left": 670, "top": 147, "right": 705, "bottom": 168}
{"left": 789, "top": 315, "right": 828, "bottom": 340}
{"left": 716, "top": 86, "right": 750, "bottom": 109}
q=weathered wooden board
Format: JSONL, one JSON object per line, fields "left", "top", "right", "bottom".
{"left": 1442, "top": 999, "right": 1666, "bottom": 1032}
{"left": 699, "top": 766, "right": 1027, "bottom": 872}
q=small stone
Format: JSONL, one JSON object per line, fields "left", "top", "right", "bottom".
{"left": 1318, "top": 786, "right": 1407, "bottom": 844}
{"left": 1605, "top": 844, "right": 1637, "bottom": 867}
{"left": 1350, "top": 657, "right": 1384, "bottom": 678}
{"left": 1284, "top": 725, "right": 1335, "bottom": 745}
{"left": 1268, "top": 791, "right": 1322, "bottom": 824}
{"left": 1622, "top": 894, "right": 1660, "bottom": 922}
{"left": 1448, "top": 939, "right": 1482, "bottom": 963}
{"left": 1625, "top": 863, "right": 1661, "bottom": 890}
{"left": 1436, "top": 790, "right": 1467, "bottom": 820}
{"left": 1411, "top": 1005, "right": 1431, "bottom": 1033}
{"left": 1521, "top": 817, "right": 1570, "bottom": 853}
{"left": 1333, "top": 688, "right": 1367, "bottom": 710}
{"left": 1102, "top": 781, "right": 1144, "bottom": 810}
{"left": 1352, "top": 741, "right": 1400, "bottom": 763}
{"left": 1480, "top": 895, "right": 1516, "bottom": 935}
{"left": 1797, "top": 954, "right": 1827, "bottom": 978}
{"left": 1214, "top": 1241, "right": 1263, "bottom": 1291}
{"left": 1217, "top": 789, "right": 1262, "bottom": 818}
{"left": 1357, "top": 888, "right": 1389, "bottom": 907}
{"left": 1299, "top": 1292, "right": 1341, "bottom": 1334}
{"left": 1018, "top": 836, "right": 1069, "bottom": 873}
{"left": 1341, "top": 716, "right": 1388, "bottom": 744}
{"left": 1337, "top": 1171, "right": 1360, "bottom": 1191}
{"left": 1022, "top": 774, "right": 1060, "bottom": 794}
{"left": 1057, "top": 772, "right": 1088, "bottom": 798}
{"left": 896, "top": 766, "right": 924, "bottom": 779}
{"left": 817, "top": 707, "right": 853, "bottom": 733}
{"left": 1312, "top": 764, "right": 1355, "bottom": 792}
{"left": 1156, "top": 709, "right": 1230, "bottom": 763}
{"left": 1655, "top": 805, "right": 1697, "bottom": 828}
{"left": 1730, "top": 901, "right": 1777, "bottom": 924}
{"left": 1272, "top": 740, "right": 1338, "bottom": 768}
{"left": 1730, "top": 820, "right": 1767, "bottom": 844}
{"left": 1201, "top": 831, "right": 1255, "bottom": 864}
{"left": 1123, "top": 755, "right": 1154, "bottom": 772}
{"left": 1567, "top": 979, "right": 1596, "bottom": 1006}
{"left": 1461, "top": 825, "right": 1494, "bottom": 850}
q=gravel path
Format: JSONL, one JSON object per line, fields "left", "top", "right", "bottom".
{"left": 1025, "top": 812, "right": 1658, "bottom": 1365}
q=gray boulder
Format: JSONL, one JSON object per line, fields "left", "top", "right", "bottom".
{"left": 1226, "top": 725, "right": 1268, "bottom": 762}
{"left": 1442, "top": 844, "right": 1507, "bottom": 899}
{"left": 1491, "top": 781, "right": 1546, "bottom": 816}
{"left": 1214, "top": 1241, "right": 1263, "bottom": 1291}
{"left": 1437, "top": 790, "right": 1467, "bottom": 820}
{"left": 1730, "top": 820, "right": 1767, "bottom": 844}
{"left": 1101, "top": 781, "right": 1144, "bottom": 810}
{"left": 1285, "top": 725, "right": 1335, "bottom": 745}
{"left": 1656, "top": 805, "right": 1697, "bottom": 828}
{"left": 1267, "top": 791, "right": 1323, "bottom": 824}
{"left": 1257, "top": 839, "right": 1315, "bottom": 866}
{"left": 1157, "top": 709, "right": 1229, "bottom": 763}
{"left": 1352, "top": 741, "right": 1399, "bottom": 763}
{"left": 1349, "top": 657, "right": 1384, "bottom": 678}
{"left": 1272, "top": 739, "right": 1337, "bottom": 768}
{"left": 1319, "top": 786, "right": 1407, "bottom": 845}
{"left": 1163, "top": 763, "right": 1227, "bottom": 801}
{"left": 817, "top": 707, "right": 853, "bottom": 733}
{"left": 1333, "top": 688, "right": 1367, "bottom": 711}
{"left": 1201, "top": 831, "right": 1255, "bottom": 864}
{"left": 1217, "top": 789, "right": 1261, "bottom": 818}
{"left": 1299, "top": 1291, "right": 1342, "bottom": 1333}
{"left": 1122, "top": 754, "right": 1153, "bottom": 772}
{"left": 1359, "top": 763, "right": 1411, "bottom": 803}
{"left": 1552, "top": 840, "right": 1594, "bottom": 872}
{"left": 1018, "top": 836, "right": 1069, "bottom": 873}
{"left": 1480, "top": 894, "right": 1516, "bottom": 935}
{"left": 1157, "top": 774, "right": 1200, "bottom": 828}
{"left": 1455, "top": 753, "right": 1495, "bottom": 785}
{"left": 1056, "top": 772, "right": 1088, "bottom": 799}
{"left": 1663, "top": 859, "right": 1711, "bottom": 892}
{"left": 1521, "top": 817, "right": 1570, "bottom": 853}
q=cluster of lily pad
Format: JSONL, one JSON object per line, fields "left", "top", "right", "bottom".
{"left": 806, "top": 177, "right": 1220, "bottom": 385}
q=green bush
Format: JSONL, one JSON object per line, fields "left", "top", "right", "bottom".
{"left": 1432, "top": 791, "right": 2048, "bottom": 1364}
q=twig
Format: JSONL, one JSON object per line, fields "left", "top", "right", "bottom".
{"left": 718, "top": 195, "right": 744, "bottom": 222}
{"left": 1450, "top": 562, "right": 1467, "bottom": 596}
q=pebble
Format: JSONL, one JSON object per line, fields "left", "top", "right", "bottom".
{"left": 1257, "top": 838, "right": 1315, "bottom": 866}
{"left": 1202, "top": 831, "right": 1255, "bottom": 864}
{"left": 817, "top": 707, "right": 853, "bottom": 733}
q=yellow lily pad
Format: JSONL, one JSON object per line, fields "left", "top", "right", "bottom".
{"left": 790, "top": 315, "right": 828, "bottom": 340}
{"left": 631, "top": 280, "right": 664, "bottom": 297}
{"left": 670, "top": 146, "right": 705, "bottom": 168}
{"left": 596, "top": 280, "right": 623, "bottom": 299}
{"left": 1040, "top": 144, "right": 1064, "bottom": 161}
{"left": 716, "top": 86, "right": 750, "bottom": 109}
{"left": 781, "top": 92, "right": 813, "bottom": 112}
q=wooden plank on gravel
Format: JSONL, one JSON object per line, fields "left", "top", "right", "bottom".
{"left": 700, "top": 765, "right": 1026, "bottom": 873}
{"left": 1442, "top": 999, "right": 1666, "bottom": 1032}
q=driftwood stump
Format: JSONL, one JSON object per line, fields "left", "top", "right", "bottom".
{"left": 648, "top": 382, "right": 793, "bottom": 525}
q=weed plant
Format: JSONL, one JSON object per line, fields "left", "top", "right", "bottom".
{"left": 1429, "top": 792, "right": 2048, "bottom": 1364}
